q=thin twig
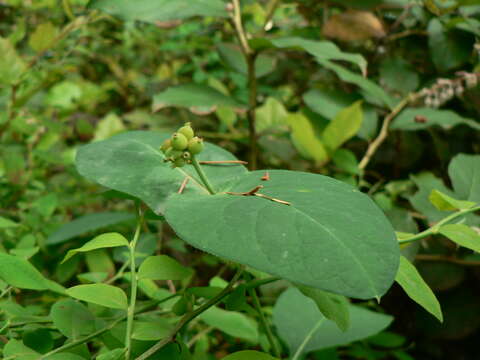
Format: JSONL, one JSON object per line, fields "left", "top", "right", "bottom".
{"left": 263, "top": 0, "right": 281, "bottom": 32}
{"left": 178, "top": 177, "right": 190, "bottom": 194}
{"left": 135, "top": 268, "right": 244, "bottom": 360}
{"left": 358, "top": 95, "right": 412, "bottom": 170}
{"left": 415, "top": 254, "right": 480, "bottom": 266}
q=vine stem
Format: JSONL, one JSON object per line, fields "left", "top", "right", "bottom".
{"left": 399, "top": 206, "right": 480, "bottom": 244}
{"left": 135, "top": 268, "right": 244, "bottom": 360}
{"left": 191, "top": 155, "right": 216, "bottom": 194}
{"left": 358, "top": 95, "right": 412, "bottom": 171}
{"left": 125, "top": 211, "right": 143, "bottom": 360}
{"left": 231, "top": 0, "right": 258, "bottom": 170}
{"left": 291, "top": 319, "right": 325, "bottom": 360}
{"left": 248, "top": 287, "right": 281, "bottom": 358}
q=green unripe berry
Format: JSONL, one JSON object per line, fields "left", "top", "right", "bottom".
{"left": 171, "top": 132, "right": 188, "bottom": 150}
{"left": 178, "top": 122, "right": 194, "bottom": 140}
{"left": 160, "top": 138, "right": 171, "bottom": 153}
{"left": 182, "top": 151, "right": 191, "bottom": 161}
{"left": 172, "top": 157, "right": 186, "bottom": 168}
{"left": 188, "top": 137, "right": 204, "bottom": 155}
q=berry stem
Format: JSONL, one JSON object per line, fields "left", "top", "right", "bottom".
{"left": 191, "top": 155, "right": 216, "bottom": 195}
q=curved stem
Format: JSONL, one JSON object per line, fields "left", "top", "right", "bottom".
{"left": 191, "top": 156, "right": 216, "bottom": 194}
{"left": 291, "top": 319, "right": 325, "bottom": 360}
{"left": 125, "top": 211, "right": 143, "bottom": 360}
{"left": 399, "top": 206, "right": 480, "bottom": 244}
{"left": 249, "top": 287, "right": 281, "bottom": 358}
{"left": 135, "top": 268, "right": 244, "bottom": 360}
{"left": 359, "top": 96, "right": 412, "bottom": 171}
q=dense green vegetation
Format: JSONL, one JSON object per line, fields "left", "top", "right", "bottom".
{"left": 1, "top": 0, "right": 480, "bottom": 359}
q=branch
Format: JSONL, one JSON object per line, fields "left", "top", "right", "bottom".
{"left": 135, "top": 268, "right": 244, "bottom": 360}
{"left": 415, "top": 254, "right": 480, "bottom": 266}
{"left": 358, "top": 95, "right": 412, "bottom": 171}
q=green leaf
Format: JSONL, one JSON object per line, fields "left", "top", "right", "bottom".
{"left": 297, "top": 285, "right": 350, "bottom": 332}
{"left": 409, "top": 172, "right": 455, "bottom": 223}
{"left": 50, "top": 299, "right": 96, "bottom": 339}
{"left": 46, "top": 212, "right": 135, "bottom": 245}
{"left": 165, "top": 170, "right": 399, "bottom": 299}
{"left": 273, "top": 288, "right": 393, "bottom": 356}
{"left": 448, "top": 153, "right": 480, "bottom": 203}
{"left": 332, "top": 149, "right": 359, "bottom": 175}
{"left": 0, "top": 253, "right": 55, "bottom": 290}
{"left": 75, "top": 131, "right": 248, "bottom": 214}
{"left": 62, "top": 232, "right": 129, "bottom": 263}
{"left": 217, "top": 43, "right": 276, "bottom": 78}
{"left": 429, "top": 190, "right": 476, "bottom": 211}
{"left": 0, "top": 216, "right": 18, "bottom": 229}
{"left": 23, "top": 328, "right": 53, "bottom": 354}
{"left": 96, "top": 348, "right": 126, "bottom": 360}
{"left": 3, "top": 339, "right": 39, "bottom": 360}
{"left": 221, "top": 351, "right": 279, "bottom": 360}
{"left": 321, "top": 101, "right": 363, "bottom": 152}
{"left": 379, "top": 57, "right": 419, "bottom": 96}
{"left": 0, "top": 37, "right": 25, "bottom": 85}
{"left": 28, "top": 22, "right": 58, "bottom": 52}
{"left": 428, "top": 18, "right": 474, "bottom": 72}
{"left": 391, "top": 108, "right": 480, "bottom": 131}
{"left": 255, "top": 97, "right": 288, "bottom": 133}
{"left": 44, "top": 354, "right": 87, "bottom": 360}
{"left": 152, "top": 84, "right": 245, "bottom": 114}
{"left": 93, "top": 113, "right": 126, "bottom": 141}
{"left": 270, "top": 37, "right": 367, "bottom": 76}
{"left": 303, "top": 88, "right": 378, "bottom": 140}
{"left": 132, "top": 320, "right": 173, "bottom": 340}
{"left": 439, "top": 224, "right": 480, "bottom": 253}
{"left": 66, "top": 284, "right": 128, "bottom": 309}
{"left": 199, "top": 306, "right": 258, "bottom": 343}
{"left": 395, "top": 256, "right": 443, "bottom": 322}
{"left": 88, "top": 0, "right": 228, "bottom": 23}
{"left": 287, "top": 113, "right": 329, "bottom": 164}
{"left": 138, "top": 255, "right": 193, "bottom": 281}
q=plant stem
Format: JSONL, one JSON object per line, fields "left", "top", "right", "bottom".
{"left": 135, "top": 268, "right": 244, "bottom": 360}
{"left": 263, "top": 0, "right": 281, "bottom": 31}
{"left": 399, "top": 206, "right": 480, "bottom": 244}
{"left": 125, "top": 213, "right": 143, "bottom": 360}
{"left": 191, "top": 155, "right": 216, "bottom": 195}
{"left": 358, "top": 95, "right": 412, "bottom": 171}
{"left": 62, "top": 0, "right": 75, "bottom": 20}
{"left": 231, "top": 0, "right": 258, "bottom": 170}
{"left": 248, "top": 287, "right": 281, "bottom": 358}
{"left": 291, "top": 319, "right": 325, "bottom": 360}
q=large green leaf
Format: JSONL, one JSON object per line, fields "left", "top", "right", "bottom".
{"left": 395, "top": 256, "right": 443, "bottom": 322}
{"left": 137, "top": 255, "right": 193, "bottom": 281}
{"left": 0, "top": 253, "right": 61, "bottom": 292}
{"left": 429, "top": 190, "right": 476, "bottom": 211}
{"left": 152, "top": 84, "right": 245, "bottom": 114}
{"left": 217, "top": 43, "right": 276, "bottom": 78}
{"left": 0, "top": 37, "right": 25, "bottom": 85}
{"left": 75, "top": 131, "right": 248, "bottom": 214}
{"left": 88, "top": 0, "right": 228, "bottom": 23}
{"left": 50, "top": 299, "right": 95, "bottom": 339}
{"left": 66, "top": 284, "right": 128, "bottom": 309}
{"left": 272, "top": 288, "right": 392, "bottom": 357}
{"left": 46, "top": 212, "right": 135, "bottom": 245}
{"left": 391, "top": 108, "right": 480, "bottom": 131}
{"left": 62, "top": 232, "right": 129, "bottom": 263}
{"left": 165, "top": 170, "right": 399, "bottom": 299}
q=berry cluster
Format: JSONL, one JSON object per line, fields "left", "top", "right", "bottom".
{"left": 160, "top": 123, "right": 204, "bottom": 168}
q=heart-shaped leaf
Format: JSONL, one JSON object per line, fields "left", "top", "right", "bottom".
{"left": 165, "top": 170, "right": 399, "bottom": 299}
{"left": 76, "top": 131, "right": 247, "bottom": 214}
